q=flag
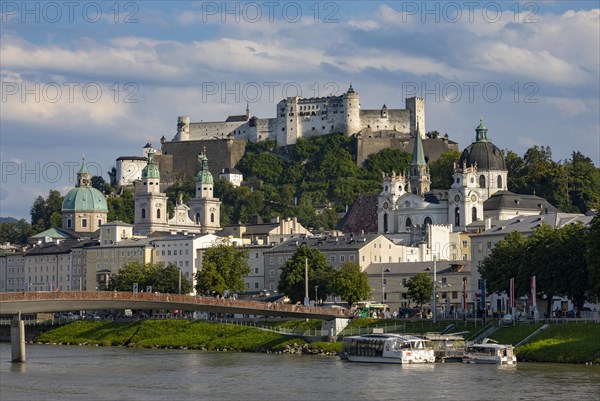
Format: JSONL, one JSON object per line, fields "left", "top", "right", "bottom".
{"left": 509, "top": 277, "right": 515, "bottom": 309}
{"left": 530, "top": 275, "right": 536, "bottom": 308}
{"left": 481, "top": 279, "right": 486, "bottom": 312}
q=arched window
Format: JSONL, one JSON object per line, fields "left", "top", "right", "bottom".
{"left": 472, "top": 207, "right": 477, "bottom": 222}
{"left": 406, "top": 217, "right": 412, "bottom": 228}
{"left": 383, "top": 214, "right": 389, "bottom": 232}
{"left": 210, "top": 213, "right": 215, "bottom": 223}
{"left": 384, "top": 185, "right": 388, "bottom": 192}
{"left": 479, "top": 175, "right": 486, "bottom": 188}
{"left": 497, "top": 175, "right": 503, "bottom": 188}
{"left": 157, "top": 209, "right": 161, "bottom": 219}
{"left": 67, "top": 218, "right": 72, "bottom": 228}
{"left": 424, "top": 217, "right": 432, "bottom": 226}
{"left": 196, "top": 213, "right": 200, "bottom": 224}
{"left": 455, "top": 207, "right": 460, "bottom": 227}
{"left": 141, "top": 208, "right": 146, "bottom": 219}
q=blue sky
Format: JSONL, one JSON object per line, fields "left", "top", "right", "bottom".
{"left": 1, "top": 1, "right": 599, "bottom": 220}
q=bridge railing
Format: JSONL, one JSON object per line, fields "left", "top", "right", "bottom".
{"left": 0, "top": 291, "right": 353, "bottom": 318}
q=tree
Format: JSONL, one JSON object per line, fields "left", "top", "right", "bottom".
{"left": 334, "top": 262, "right": 370, "bottom": 307}
{"left": 195, "top": 242, "right": 251, "bottom": 296}
{"left": 107, "top": 190, "right": 135, "bottom": 223}
{"left": 586, "top": 216, "right": 600, "bottom": 300}
{"left": 429, "top": 150, "right": 460, "bottom": 189}
{"left": 278, "top": 245, "right": 329, "bottom": 303}
{"left": 565, "top": 151, "right": 600, "bottom": 214}
{"left": 479, "top": 231, "right": 527, "bottom": 296}
{"left": 108, "top": 262, "right": 192, "bottom": 294}
{"left": 0, "top": 219, "right": 33, "bottom": 245}
{"left": 30, "top": 196, "right": 46, "bottom": 227}
{"left": 91, "top": 176, "right": 107, "bottom": 193}
{"left": 406, "top": 272, "right": 433, "bottom": 311}
{"left": 29, "top": 190, "right": 64, "bottom": 232}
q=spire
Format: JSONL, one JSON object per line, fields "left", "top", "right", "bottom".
{"left": 196, "top": 148, "right": 213, "bottom": 185}
{"left": 245, "top": 102, "right": 250, "bottom": 118}
{"left": 475, "top": 115, "right": 488, "bottom": 142}
{"left": 141, "top": 146, "right": 160, "bottom": 179}
{"left": 76, "top": 154, "right": 91, "bottom": 187}
{"left": 347, "top": 83, "right": 355, "bottom": 93}
{"left": 411, "top": 124, "right": 426, "bottom": 167}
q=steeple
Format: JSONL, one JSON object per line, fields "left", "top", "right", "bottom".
{"left": 409, "top": 124, "right": 430, "bottom": 196}
{"left": 245, "top": 102, "right": 250, "bottom": 119}
{"left": 196, "top": 147, "right": 214, "bottom": 186}
{"left": 475, "top": 115, "right": 488, "bottom": 142}
{"left": 76, "top": 155, "right": 91, "bottom": 187}
{"left": 141, "top": 146, "right": 160, "bottom": 180}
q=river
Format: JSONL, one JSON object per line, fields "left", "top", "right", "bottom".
{"left": 0, "top": 344, "right": 598, "bottom": 401}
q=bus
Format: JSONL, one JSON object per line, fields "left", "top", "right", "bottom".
{"left": 354, "top": 303, "right": 390, "bottom": 318}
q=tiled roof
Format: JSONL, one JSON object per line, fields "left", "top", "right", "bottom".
{"left": 477, "top": 213, "right": 593, "bottom": 237}
{"left": 337, "top": 194, "right": 378, "bottom": 233}
{"left": 364, "top": 260, "right": 471, "bottom": 275}
{"left": 266, "top": 234, "right": 381, "bottom": 254}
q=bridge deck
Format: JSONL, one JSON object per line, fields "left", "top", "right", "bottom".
{"left": 0, "top": 292, "right": 353, "bottom": 320}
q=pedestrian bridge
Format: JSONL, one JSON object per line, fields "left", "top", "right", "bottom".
{"left": 0, "top": 291, "right": 353, "bottom": 320}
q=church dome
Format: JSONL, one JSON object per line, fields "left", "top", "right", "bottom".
{"left": 62, "top": 187, "right": 108, "bottom": 212}
{"left": 458, "top": 120, "right": 506, "bottom": 170}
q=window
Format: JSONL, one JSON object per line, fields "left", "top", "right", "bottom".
{"left": 497, "top": 175, "right": 503, "bottom": 188}
{"left": 349, "top": 255, "right": 355, "bottom": 262}
{"left": 455, "top": 207, "right": 460, "bottom": 227}
{"left": 254, "top": 282, "right": 259, "bottom": 289}
{"left": 98, "top": 219, "right": 102, "bottom": 227}
{"left": 329, "top": 255, "right": 335, "bottom": 263}
{"left": 402, "top": 278, "right": 407, "bottom": 286}
{"left": 472, "top": 207, "right": 477, "bottom": 221}
{"left": 383, "top": 213, "right": 388, "bottom": 232}
{"left": 254, "top": 268, "right": 259, "bottom": 274}
{"left": 441, "top": 277, "right": 447, "bottom": 285}
{"left": 210, "top": 213, "right": 215, "bottom": 223}
{"left": 452, "top": 291, "right": 458, "bottom": 299}
{"left": 340, "top": 255, "right": 345, "bottom": 262}
{"left": 141, "top": 209, "right": 146, "bottom": 219}
{"left": 269, "top": 270, "right": 275, "bottom": 278}
{"left": 157, "top": 209, "right": 161, "bottom": 219}
{"left": 424, "top": 217, "right": 432, "bottom": 226}
{"left": 81, "top": 218, "right": 87, "bottom": 228}
{"left": 196, "top": 213, "right": 200, "bottom": 224}
{"left": 67, "top": 219, "right": 72, "bottom": 228}
{"left": 406, "top": 217, "right": 412, "bottom": 228}
{"left": 479, "top": 175, "right": 486, "bottom": 188}
{"left": 462, "top": 240, "right": 468, "bottom": 248}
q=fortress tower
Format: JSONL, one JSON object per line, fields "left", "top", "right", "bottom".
{"left": 406, "top": 97, "right": 425, "bottom": 139}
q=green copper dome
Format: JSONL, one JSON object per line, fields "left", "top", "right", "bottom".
{"left": 61, "top": 187, "right": 108, "bottom": 212}
{"left": 196, "top": 153, "right": 214, "bottom": 185}
{"left": 141, "top": 147, "right": 160, "bottom": 179}
{"left": 458, "top": 119, "right": 506, "bottom": 171}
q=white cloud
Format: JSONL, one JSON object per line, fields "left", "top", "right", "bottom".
{"left": 544, "top": 97, "right": 588, "bottom": 117}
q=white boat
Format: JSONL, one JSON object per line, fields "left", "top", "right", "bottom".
{"left": 462, "top": 339, "right": 517, "bottom": 365}
{"left": 341, "top": 333, "right": 436, "bottom": 364}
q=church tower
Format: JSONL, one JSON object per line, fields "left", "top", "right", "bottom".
{"left": 448, "top": 118, "right": 507, "bottom": 230}
{"left": 188, "top": 149, "right": 221, "bottom": 234}
{"left": 409, "top": 126, "right": 431, "bottom": 196}
{"left": 134, "top": 146, "right": 169, "bottom": 235}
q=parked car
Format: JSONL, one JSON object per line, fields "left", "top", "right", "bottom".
{"left": 565, "top": 310, "right": 580, "bottom": 318}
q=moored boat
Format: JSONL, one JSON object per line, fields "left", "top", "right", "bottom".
{"left": 462, "top": 339, "right": 517, "bottom": 365}
{"left": 341, "top": 333, "right": 436, "bottom": 364}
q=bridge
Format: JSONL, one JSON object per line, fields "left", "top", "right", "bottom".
{"left": 0, "top": 292, "right": 353, "bottom": 362}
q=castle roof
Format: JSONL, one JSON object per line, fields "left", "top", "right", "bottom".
{"left": 483, "top": 191, "right": 559, "bottom": 213}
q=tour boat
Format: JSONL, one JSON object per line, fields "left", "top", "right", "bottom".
{"left": 341, "top": 333, "right": 435, "bottom": 364}
{"left": 462, "top": 339, "right": 517, "bottom": 365}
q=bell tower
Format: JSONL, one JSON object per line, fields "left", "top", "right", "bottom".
{"left": 134, "top": 146, "right": 168, "bottom": 235}
{"left": 188, "top": 148, "right": 221, "bottom": 234}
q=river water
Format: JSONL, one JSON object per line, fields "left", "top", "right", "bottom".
{"left": 0, "top": 343, "right": 598, "bottom": 401}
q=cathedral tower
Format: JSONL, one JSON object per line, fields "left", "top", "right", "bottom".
{"left": 134, "top": 146, "right": 169, "bottom": 235}
{"left": 188, "top": 149, "right": 221, "bottom": 234}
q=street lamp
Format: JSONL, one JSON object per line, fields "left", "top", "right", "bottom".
{"left": 381, "top": 268, "right": 391, "bottom": 304}
{"left": 315, "top": 285, "right": 318, "bottom": 305}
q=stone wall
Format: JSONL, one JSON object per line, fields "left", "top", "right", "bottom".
{"left": 356, "top": 134, "right": 459, "bottom": 166}
{"left": 160, "top": 139, "right": 247, "bottom": 185}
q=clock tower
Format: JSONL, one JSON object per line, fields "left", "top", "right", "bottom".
{"left": 188, "top": 149, "right": 221, "bottom": 234}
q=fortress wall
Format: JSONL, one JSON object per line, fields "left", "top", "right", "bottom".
{"left": 356, "top": 136, "right": 459, "bottom": 166}
{"left": 161, "top": 139, "right": 247, "bottom": 184}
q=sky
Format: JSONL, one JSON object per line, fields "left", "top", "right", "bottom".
{"left": 1, "top": 1, "right": 599, "bottom": 220}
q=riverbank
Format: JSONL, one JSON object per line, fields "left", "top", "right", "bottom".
{"left": 30, "top": 319, "right": 600, "bottom": 363}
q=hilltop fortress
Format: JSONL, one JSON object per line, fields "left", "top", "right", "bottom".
{"left": 118, "top": 85, "right": 457, "bottom": 187}
{"left": 173, "top": 85, "right": 426, "bottom": 145}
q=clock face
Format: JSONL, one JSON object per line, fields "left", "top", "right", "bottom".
{"left": 454, "top": 195, "right": 460, "bottom": 203}
{"left": 471, "top": 194, "right": 477, "bottom": 202}
{"left": 383, "top": 202, "right": 388, "bottom": 210}
{"left": 209, "top": 207, "right": 216, "bottom": 212}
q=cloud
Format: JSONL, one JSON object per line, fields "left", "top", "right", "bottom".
{"left": 544, "top": 97, "right": 588, "bottom": 117}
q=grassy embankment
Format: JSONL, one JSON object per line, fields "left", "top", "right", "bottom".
{"left": 34, "top": 319, "right": 600, "bottom": 363}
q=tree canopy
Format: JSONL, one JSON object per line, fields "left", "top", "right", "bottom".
{"left": 195, "top": 242, "right": 251, "bottom": 296}
{"left": 278, "top": 245, "right": 335, "bottom": 303}
{"left": 406, "top": 272, "right": 433, "bottom": 310}
{"left": 108, "top": 262, "right": 193, "bottom": 294}
{"left": 334, "top": 262, "right": 370, "bottom": 307}
{"left": 30, "top": 190, "right": 63, "bottom": 233}
{"left": 479, "top": 221, "right": 597, "bottom": 316}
